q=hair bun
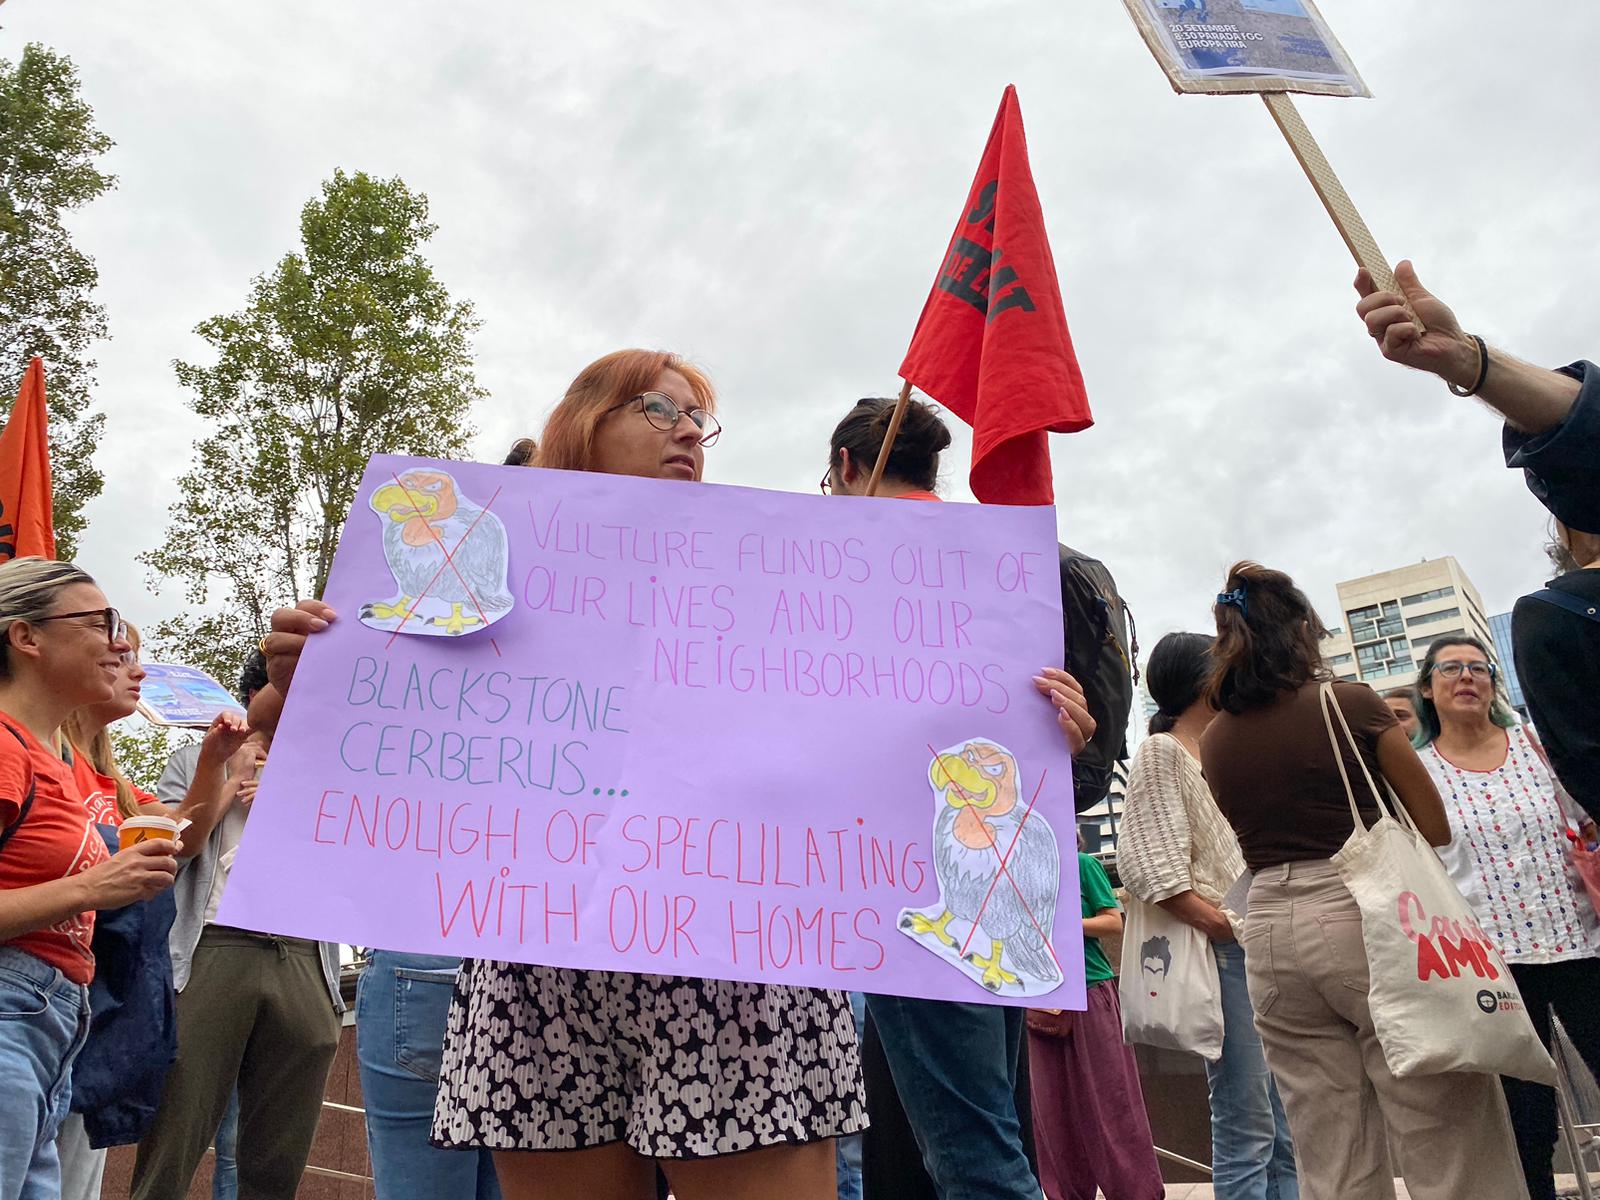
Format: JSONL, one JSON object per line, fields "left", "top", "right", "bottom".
{"left": 503, "top": 438, "right": 537, "bottom": 466}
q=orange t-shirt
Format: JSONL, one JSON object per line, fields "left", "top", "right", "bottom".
{"left": 0, "top": 714, "right": 109, "bottom": 983}
{"left": 66, "top": 745, "right": 154, "bottom": 828}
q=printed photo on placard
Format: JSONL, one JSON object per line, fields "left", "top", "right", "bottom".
{"left": 138, "top": 662, "right": 247, "bottom": 728}
{"left": 1122, "top": 0, "right": 1369, "bottom": 96}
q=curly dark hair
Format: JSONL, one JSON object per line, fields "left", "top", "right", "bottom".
{"left": 237, "top": 648, "right": 269, "bottom": 705}
{"left": 1206, "top": 561, "right": 1330, "bottom": 715}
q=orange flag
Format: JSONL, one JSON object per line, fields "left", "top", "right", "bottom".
{"left": 0, "top": 358, "right": 57, "bottom": 562}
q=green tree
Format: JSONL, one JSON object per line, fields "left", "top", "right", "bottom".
{"left": 0, "top": 43, "right": 115, "bottom": 558}
{"left": 144, "top": 170, "right": 483, "bottom": 685}
{"left": 112, "top": 723, "right": 195, "bottom": 794}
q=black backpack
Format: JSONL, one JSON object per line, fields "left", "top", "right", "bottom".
{"left": 1058, "top": 544, "right": 1136, "bottom": 813}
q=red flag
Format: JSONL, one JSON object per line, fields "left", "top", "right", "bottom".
{"left": 0, "top": 358, "right": 57, "bottom": 561}
{"left": 899, "top": 86, "right": 1090, "bottom": 506}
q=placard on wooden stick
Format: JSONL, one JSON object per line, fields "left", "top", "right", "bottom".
{"left": 1121, "top": 0, "right": 1411, "bottom": 309}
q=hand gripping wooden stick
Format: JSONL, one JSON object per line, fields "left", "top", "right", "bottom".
{"left": 1261, "top": 93, "right": 1424, "bottom": 330}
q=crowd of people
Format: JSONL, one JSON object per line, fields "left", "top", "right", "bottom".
{"left": 0, "top": 261, "right": 1595, "bottom": 1200}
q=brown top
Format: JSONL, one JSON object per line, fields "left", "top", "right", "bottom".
{"left": 1199, "top": 681, "right": 1398, "bottom": 871}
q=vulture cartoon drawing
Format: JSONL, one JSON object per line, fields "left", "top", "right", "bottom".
{"left": 899, "top": 738, "right": 1062, "bottom": 994}
{"left": 359, "top": 470, "right": 513, "bottom": 637}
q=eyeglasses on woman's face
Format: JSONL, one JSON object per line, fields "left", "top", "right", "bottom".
{"left": 35, "top": 607, "right": 124, "bottom": 649}
{"left": 610, "top": 392, "right": 722, "bottom": 447}
{"left": 1429, "top": 660, "right": 1497, "bottom": 681}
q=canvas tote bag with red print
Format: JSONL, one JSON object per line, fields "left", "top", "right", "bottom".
{"left": 1321, "top": 683, "right": 1554, "bottom": 1083}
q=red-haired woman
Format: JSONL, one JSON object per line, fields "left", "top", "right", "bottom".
{"left": 1198, "top": 562, "right": 1524, "bottom": 1200}
{"left": 258, "top": 351, "right": 865, "bottom": 1200}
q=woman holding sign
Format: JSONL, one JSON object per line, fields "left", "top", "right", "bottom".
{"left": 259, "top": 351, "right": 868, "bottom": 1200}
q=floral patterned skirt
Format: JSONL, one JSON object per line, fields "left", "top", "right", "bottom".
{"left": 429, "top": 961, "right": 868, "bottom": 1157}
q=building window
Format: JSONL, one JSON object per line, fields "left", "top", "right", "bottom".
{"left": 1401, "top": 586, "right": 1456, "bottom": 606}
{"left": 1328, "top": 653, "right": 1353, "bottom": 666}
{"left": 1407, "top": 607, "right": 1461, "bottom": 627}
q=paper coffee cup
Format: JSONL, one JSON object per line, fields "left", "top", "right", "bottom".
{"left": 119, "top": 814, "right": 181, "bottom": 851}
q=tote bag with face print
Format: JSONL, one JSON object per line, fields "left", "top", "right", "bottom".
{"left": 1321, "top": 684, "right": 1555, "bottom": 1084}
{"left": 1118, "top": 892, "right": 1224, "bottom": 1061}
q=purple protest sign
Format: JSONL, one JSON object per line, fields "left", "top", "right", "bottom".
{"left": 220, "top": 454, "right": 1085, "bottom": 1008}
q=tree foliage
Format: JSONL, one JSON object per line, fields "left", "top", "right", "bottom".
{"left": 144, "top": 170, "right": 482, "bottom": 685}
{"left": 111, "top": 723, "right": 195, "bottom": 795}
{"left": 0, "top": 43, "right": 115, "bottom": 558}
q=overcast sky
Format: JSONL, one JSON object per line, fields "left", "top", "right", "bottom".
{"left": 8, "top": 1, "right": 1599, "bottom": 677}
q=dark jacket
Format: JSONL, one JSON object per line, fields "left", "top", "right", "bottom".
{"left": 70, "top": 824, "right": 179, "bottom": 1148}
{"left": 1503, "top": 360, "right": 1600, "bottom": 534}
{"left": 1513, "top": 568, "right": 1600, "bottom": 825}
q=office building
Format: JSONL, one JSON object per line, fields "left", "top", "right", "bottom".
{"left": 1487, "top": 610, "right": 1529, "bottom": 716}
{"left": 1325, "top": 557, "right": 1495, "bottom": 692}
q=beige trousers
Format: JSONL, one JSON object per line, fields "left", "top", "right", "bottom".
{"left": 1242, "top": 859, "right": 1527, "bottom": 1200}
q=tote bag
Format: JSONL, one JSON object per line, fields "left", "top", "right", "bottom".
{"left": 1321, "top": 684, "right": 1555, "bottom": 1084}
{"left": 1118, "top": 893, "right": 1224, "bottom": 1061}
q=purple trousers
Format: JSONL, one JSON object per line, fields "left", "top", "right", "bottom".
{"left": 1028, "top": 980, "right": 1165, "bottom": 1200}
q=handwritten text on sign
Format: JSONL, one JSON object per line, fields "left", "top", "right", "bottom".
{"left": 220, "top": 456, "right": 1084, "bottom": 1006}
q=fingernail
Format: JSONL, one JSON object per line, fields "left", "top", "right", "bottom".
{"left": 309, "top": 618, "right": 329, "bottom": 631}
{"left": 1032, "top": 675, "right": 1048, "bottom": 685}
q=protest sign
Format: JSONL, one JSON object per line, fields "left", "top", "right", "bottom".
{"left": 220, "top": 456, "right": 1086, "bottom": 1008}
{"left": 1122, "top": 0, "right": 1410, "bottom": 297}
{"left": 1121, "top": 0, "right": 1368, "bottom": 97}
{"left": 137, "top": 662, "right": 246, "bottom": 727}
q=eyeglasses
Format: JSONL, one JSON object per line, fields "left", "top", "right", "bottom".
{"left": 1430, "top": 660, "right": 1498, "bottom": 681}
{"left": 35, "top": 607, "right": 125, "bottom": 649}
{"left": 819, "top": 469, "right": 834, "bottom": 495}
{"left": 609, "top": 392, "right": 722, "bottom": 446}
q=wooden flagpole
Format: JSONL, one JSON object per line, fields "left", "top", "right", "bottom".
{"left": 1261, "top": 93, "right": 1423, "bottom": 329}
{"left": 864, "top": 379, "right": 914, "bottom": 498}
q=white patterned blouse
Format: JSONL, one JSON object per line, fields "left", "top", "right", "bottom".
{"left": 1423, "top": 724, "right": 1600, "bottom": 965}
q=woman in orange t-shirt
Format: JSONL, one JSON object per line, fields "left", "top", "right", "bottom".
{"left": 0, "top": 558, "right": 181, "bottom": 1197}
{"left": 53, "top": 621, "right": 247, "bottom": 1198}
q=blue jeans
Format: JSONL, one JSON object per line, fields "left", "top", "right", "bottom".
{"left": 0, "top": 947, "right": 90, "bottom": 1200}
{"left": 356, "top": 952, "right": 500, "bottom": 1200}
{"left": 211, "top": 1090, "right": 237, "bottom": 1200}
{"left": 835, "top": 993, "right": 867, "bottom": 1200}
{"left": 866, "top": 994, "right": 1038, "bottom": 1200}
{"left": 1208, "top": 940, "right": 1298, "bottom": 1200}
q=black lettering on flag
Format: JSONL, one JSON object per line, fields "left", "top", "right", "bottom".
{"left": 938, "top": 237, "right": 992, "bottom": 315}
{"left": 966, "top": 180, "right": 998, "bottom": 234}
{"left": 937, "top": 239, "right": 1036, "bottom": 324}
{"left": 986, "top": 250, "right": 1035, "bottom": 324}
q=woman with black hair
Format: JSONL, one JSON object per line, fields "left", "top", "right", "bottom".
{"left": 1119, "top": 632, "right": 1297, "bottom": 1200}
{"left": 1411, "top": 634, "right": 1600, "bottom": 1200}
{"left": 1198, "top": 563, "right": 1523, "bottom": 1200}
{"left": 824, "top": 396, "right": 1097, "bottom": 1200}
